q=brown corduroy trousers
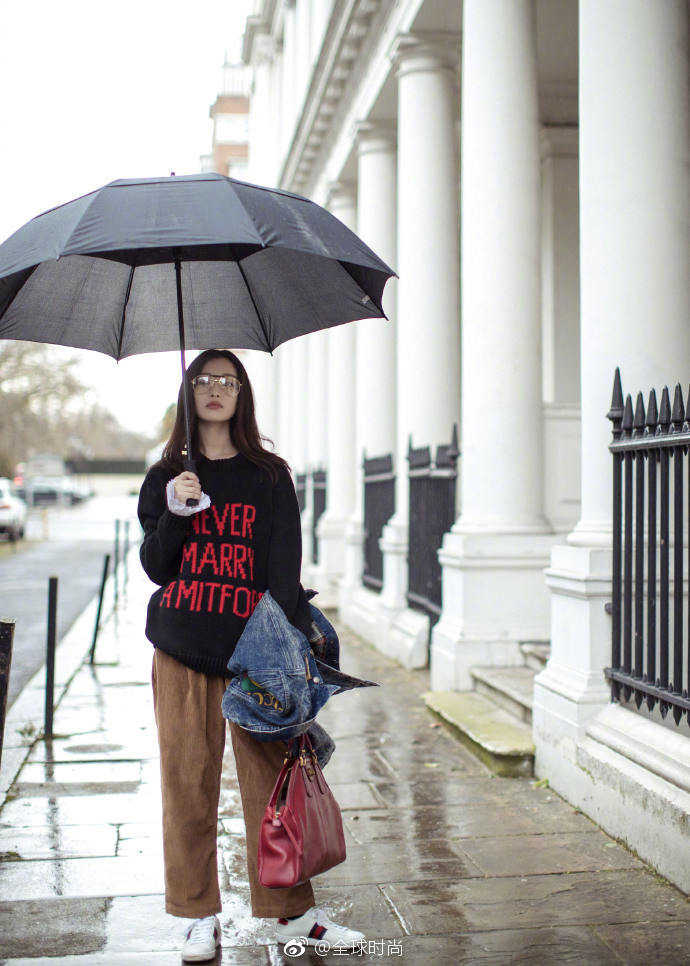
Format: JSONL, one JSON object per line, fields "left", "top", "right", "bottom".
{"left": 152, "top": 648, "right": 315, "bottom": 919}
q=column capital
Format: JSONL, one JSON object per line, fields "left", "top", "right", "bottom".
{"left": 353, "top": 120, "right": 397, "bottom": 156}
{"left": 252, "top": 31, "right": 280, "bottom": 67}
{"left": 326, "top": 180, "right": 357, "bottom": 213}
{"left": 391, "top": 32, "right": 461, "bottom": 78}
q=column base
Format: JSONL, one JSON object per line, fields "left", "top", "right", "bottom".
{"left": 535, "top": 703, "right": 690, "bottom": 894}
{"left": 310, "top": 512, "right": 348, "bottom": 608}
{"left": 379, "top": 514, "right": 408, "bottom": 612}
{"left": 338, "top": 582, "right": 430, "bottom": 669}
{"left": 340, "top": 514, "right": 365, "bottom": 593}
{"left": 533, "top": 543, "right": 613, "bottom": 749}
{"left": 430, "top": 529, "right": 560, "bottom": 691}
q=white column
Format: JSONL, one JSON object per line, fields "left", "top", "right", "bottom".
{"left": 295, "top": 0, "right": 312, "bottom": 113}
{"left": 379, "top": 39, "right": 461, "bottom": 635}
{"left": 247, "top": 33, "right": 279, "bottom": 188}
{"left": 280, "top": 0, "right": 297, "bottom": 159}
{"left": 341, "top": 124, "right": 398, "bottom": 598}
{"left": 276, "top": 341, "right": 293, "bottom": 461}
{"left": 301, "top": 328, "right": 329, "bottom": 572}
{"left": 314, "top": 183, "right": 358, "bottom": 603}
{"left": 431, "top": 0, "right": 556, "bottom": 689}
{"left": 534, "top": 0, "right": 690, "bottom": 778}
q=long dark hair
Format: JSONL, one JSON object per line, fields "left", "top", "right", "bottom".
{"left": 159, "top": 349, "right": 288, "bottom": 482}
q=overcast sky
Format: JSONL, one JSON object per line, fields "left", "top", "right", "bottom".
{"left": 0, "top": 0, "right": 252, "bottom": 437}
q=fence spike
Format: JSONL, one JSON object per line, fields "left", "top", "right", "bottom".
{"left": 622, "top": 394, "right": 634, "bottom": 435}
{"left": 608, "top": 367, "right": 624, "bottom": 419}
{"left": 686, "top": 386, "right": 690, "bottom": 423}
{"left": 633, "top": 392, "right": 646, "bottom": 432}
{"left": 646, "top": 389, "right": 658, "bottom": 429}
{"left": 659, "top": 386, "right": 671, "bottom": 432}
{"left": 672, "top": 383, "right": 685, "bottom": 428}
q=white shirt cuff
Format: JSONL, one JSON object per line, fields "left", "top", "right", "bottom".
{"left": 166, "top": 479, "right": 211, "bottom": 516}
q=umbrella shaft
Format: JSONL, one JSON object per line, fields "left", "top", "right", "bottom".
{"left": 175, "top": 253, "right": 198, "bottom": 507}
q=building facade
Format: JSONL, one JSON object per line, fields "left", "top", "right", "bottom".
{"left": 239, "top": 0, "right": 690, "bottom": 891}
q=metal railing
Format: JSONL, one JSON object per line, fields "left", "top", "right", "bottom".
{"left": 607, "top": 368, "right": 690, "bottom": 727}
{"left": 312, "top": 469, "right": 327, "bottom": 565}
{"left": 407, "top": 427, "right": 459, "bottom": 624}
{"left": 362, "top": 454, "right": 395, "bottom": 591}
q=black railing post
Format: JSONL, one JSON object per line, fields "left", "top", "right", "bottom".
{"left": 646, "top": 389, "right": 658, "bottom": 711}
{"left": 622, "top": 394, "right": 634, "bottom": 696}
{"left": 113, "top": 519, "right": 120, "bottom": 609}
{"left": 90, "top": 554, "right": 111, "bottom": 664}
{"left": 671, "top": 385, "right": 685, "bottom": 724}
{"left": 0, "top": 618, "right": 16, "bottom": 768}
{"left": 633, "top": 392, "right": 646, "bottom": 703}
{"left": 659, "top": 387, "right": 671, "bottom": 711}
{"left": 608, "top": 369, "right": 625, "bottom": 701}
{"left": 45, "top": 577, "right": 58, "bottom": 738}
{"left": 123, "top": 519, "right": 130, "bottom": 591}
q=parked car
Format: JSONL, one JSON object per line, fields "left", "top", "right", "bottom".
{"left": 0, "top": 478, "right": 28, "bottom": 540}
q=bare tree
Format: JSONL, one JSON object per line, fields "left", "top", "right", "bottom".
{"left": 0, "top": 342, "right": 152, "bottom": 475}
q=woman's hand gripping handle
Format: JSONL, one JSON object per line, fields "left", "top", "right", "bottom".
{"left": 175, "top": 463, "right": 200, "bottom": 508}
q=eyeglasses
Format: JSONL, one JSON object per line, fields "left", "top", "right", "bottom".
{"left": 191, "top": 374, "right": 242, "bottom": 397}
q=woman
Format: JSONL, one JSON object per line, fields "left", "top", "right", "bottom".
{"left": 137, "top": 349, "right": 364, "bottom": 962}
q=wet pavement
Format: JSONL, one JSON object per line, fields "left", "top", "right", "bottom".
{"left": 0, "top": 495, "right": 139, "bottom": 706}
{"left": 0, "top": 556, "right": 689, "bottom": 964}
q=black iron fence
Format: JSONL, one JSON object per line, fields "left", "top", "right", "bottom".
{"left": 362, "top": 454, "right": 395, "bottom": 591}
{"left": 296, "top": 473, "right": 306, "bottom": 514}
{"left": 607, "top": 368, "right": 690, "bottom": 728}
{"left": 407, "top": 427, "right": 459, "bottom": 624}
{"left": 312, "top": 469, "right": 327, "bottom": 565}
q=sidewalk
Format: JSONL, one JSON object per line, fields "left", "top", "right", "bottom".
{"left": 0, "top": 553, "right": 689, "bottom": 965}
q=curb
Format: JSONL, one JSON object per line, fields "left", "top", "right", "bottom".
{"left": 0, "top": 548, "right": 137, "bottom": 809}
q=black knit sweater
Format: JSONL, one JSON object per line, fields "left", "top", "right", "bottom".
{"left": 137, "top": 454, "right": 311, "bottom": 676}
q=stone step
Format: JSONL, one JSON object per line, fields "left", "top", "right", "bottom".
{"left": 471, "top": 666, "right": 538, "bottom": 724}
{"left": 422, "top": 690, "right": 535, "bottom": 778}
{"left": 520, "top": 641, "right": 551, "bottom": 671}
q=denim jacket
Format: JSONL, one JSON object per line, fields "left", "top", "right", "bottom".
{"left": 221, "top": 589, "right": 378, "bottom": 767}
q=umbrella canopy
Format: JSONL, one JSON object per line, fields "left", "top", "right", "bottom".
{"left": 0, "top": 173, "right": 395, "bottom": 359}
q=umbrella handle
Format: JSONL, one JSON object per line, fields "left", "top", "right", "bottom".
{"left": 184, "top": 458, "right": 198, "bottom": 507}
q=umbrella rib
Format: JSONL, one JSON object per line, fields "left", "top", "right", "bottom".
{"left": 117, "top": 263, "right": 136, "bottom": 360}
{"left": 231, "top": 247, "right": 273, "bottom": 353}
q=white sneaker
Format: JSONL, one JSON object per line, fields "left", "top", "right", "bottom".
{"left": 181, "top": 915, "right": 221, "bottom": 962}
{"left": 276, "top": 906, "right": 365, "bottom": 949}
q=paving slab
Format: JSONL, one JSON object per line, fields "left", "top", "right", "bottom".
{"left": 593, "top": 920, "right": 690, "bottom": 964}
{"left": 457, "top": 830, "right": 646, "bottom": 877}
{"left": 343, "top": 799, "right": 596, "bottom": 846}
{"left": 0, "top": 563, "right": 688, "bottom": 963}
{"left": 0, "top": 822, "right": 117, "bottom": 860}
{"left": 381, "top": 870, "right": 690, "bottom": 934}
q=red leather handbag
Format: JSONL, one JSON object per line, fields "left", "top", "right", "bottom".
{"left": 258, "top": 733, "right": 346, "bottom": 888}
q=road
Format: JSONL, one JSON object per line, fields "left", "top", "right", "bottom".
{"left": 0, "top": 495, "right": 140, "bottom": 708}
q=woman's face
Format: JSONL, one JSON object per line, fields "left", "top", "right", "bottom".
{"left": 192, "top": 357, "right": 240, "bottom": 424}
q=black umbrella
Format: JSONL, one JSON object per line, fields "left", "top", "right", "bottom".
{"left": 0, "top": 173, "right": 395, "bottom": 476}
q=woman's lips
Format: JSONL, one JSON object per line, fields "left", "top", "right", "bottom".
{"left": 206, "top": 401, "right": 223, "bottom": 409}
